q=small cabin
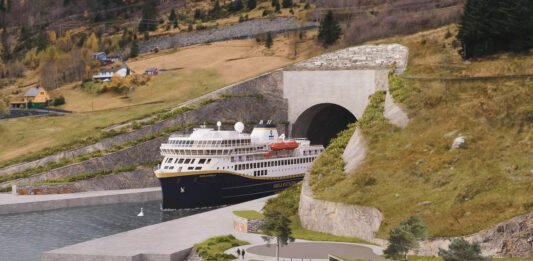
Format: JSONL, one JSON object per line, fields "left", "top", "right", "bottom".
{"left": 145, "top": 67, "right": 158, "bottom": 76}
{"left": 10, "top": 87, "right": 51, "bottom": 109}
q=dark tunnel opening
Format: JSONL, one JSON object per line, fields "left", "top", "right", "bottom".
{"left": 292, "top": 103, "right": 357, "bottom": 147}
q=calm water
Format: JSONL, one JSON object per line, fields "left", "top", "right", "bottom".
{"left": 0, "top": 200, "right": 212, "bottom": 261}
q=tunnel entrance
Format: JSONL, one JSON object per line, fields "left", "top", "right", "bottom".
{"left": 292, "top": 103, "right": 357, "bottom": 147}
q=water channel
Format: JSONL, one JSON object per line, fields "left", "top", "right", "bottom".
{"left": 0, "top": 200, "right": 212, "bottom": 261}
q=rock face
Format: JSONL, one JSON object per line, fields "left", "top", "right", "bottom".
{"left": 451, "top": 136, "right": 467, "bottom": 149}
{"left": 298, "top": 174, "right": 385, "bottom": 245}
{"left": 138, "top": 17, "right": 318, "bottom": 53}
{"left": 418, "top": 212, "right": 533, "bottom": 258}
{"left": 383, "top": 91, "right": 409, "bottom": 128}
{"left": 291, "top": 44, "right": 409, "bottom": 72}
{"left": 342, "top": 128, "right": 367, "bottom": 174}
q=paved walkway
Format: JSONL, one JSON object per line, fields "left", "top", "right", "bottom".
{"left": 0, "top": 187, "right": 161, "bottom": 215}
{"left": 228, "top": 242, "right": 385, "bottom": 261}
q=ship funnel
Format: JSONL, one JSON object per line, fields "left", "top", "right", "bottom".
{"left": 250, "top": 123, "right": 278, "bottom": 143}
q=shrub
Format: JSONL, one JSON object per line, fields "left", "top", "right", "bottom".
{"left": 53, "top": 96, "right": 65, "bottom": 106}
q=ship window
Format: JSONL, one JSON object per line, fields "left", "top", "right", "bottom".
{"left": 174, "top": 158, "right": 180, "bottom": 163}
{"left": 178, "top": 159, "right": 184, "bottom": 164}
{"left": 169, "top": 166, "right": 174, "bottom": 170}
{"left": 246, "top": 164, "right": 250, "bottom": 169}
{"left": 199, "top": 159, "right": 206, "bottom": 164}
{"left": 191, "top": 159, "right": 196, "bottom": 164}
{"left": 184, "top": 159, "right": 191, "bottom": 164}
{"left": 188, "top": 167, "right": 194, "bottom": 170}
{"left": 207, "top": 159, "right": 211, "bottom": 164}
{"left": 195, "top": 167, "right": 202, "bottom": 170}
{"left": 164, "top": 166, "right": 169, "bottom": 169}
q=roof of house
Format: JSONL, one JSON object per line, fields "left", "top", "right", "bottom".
{"left": 24, "top": 87, "right": 44, "bottom": 97}
{"left": 100, "top": 66, "right": 125, "bottom": 74}
{"left": 146, "top": 67, "right": 157, "bottom": 72}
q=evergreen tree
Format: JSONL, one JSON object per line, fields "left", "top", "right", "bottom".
{"left": 130, "top": 40, "right": 139, "bottom": 58}
{"left": 169, "top": 8, "right": 176, "bottom": 21}
{"left": 261, "top": 211, "right": 294, "bottom": 261}
{"left": 138, "top": 0, "right": 159, "bottom": 32}
{"left": 271, "top": 0, "right": 278, "bottom": 7}
{"left": 318, "top": 11, "right": 341, "bottom": 47}
{"left": 265, "top": 32, "right": 273, "bottom": 49}
{"left": 247, "top": 0, "right": 256, "bottom": 10}
{"left": 173, "top": 19, "right": 178, "bottom": 29}
{"left": 438, "top": 238, "right": 489, "bottom": 261}
{"left": 457, "top": 0, "right": 533, "bottom": 59}
{"left": 384, "top": 216, "right": 428, "bottom": 261}
{"left": 275, "top": 1, "right": 281, "bottom": 12}
{"left": 282, "top": 0, "right": 292, "bottom": 8}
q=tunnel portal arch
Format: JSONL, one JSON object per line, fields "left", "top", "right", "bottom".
{"left": 292, "top": 103, "right": 357, "bottom": 147}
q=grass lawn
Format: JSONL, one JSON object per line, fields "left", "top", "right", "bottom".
{"left": 308, "top": 25, "right": 533, "bottom": 238}
{"left": 233, "top": 210, "right": 265, "bottom": 219}
{"left": 0, "top": 102, "right": 170, "bottom": 163}
{"left": 194, "top": 235, "right": 249, "bottom": 261}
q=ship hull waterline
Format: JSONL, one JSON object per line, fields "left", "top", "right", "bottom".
{"left": 156, "top": 170, "right": 304, "bottom": 209}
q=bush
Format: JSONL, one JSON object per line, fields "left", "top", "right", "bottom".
{"left": 53, "top": 96, "right": 65, "bottom": 106}
{"left": 194, "top": 235, "right": 249, "bottom": 261}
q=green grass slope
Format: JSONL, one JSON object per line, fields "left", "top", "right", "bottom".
{"left": 308, "top": 25, "right": 533, "bottom": 239}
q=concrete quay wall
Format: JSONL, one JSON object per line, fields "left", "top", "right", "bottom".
{"left": 0, "top": 187, "right": 161, "bottom": 215}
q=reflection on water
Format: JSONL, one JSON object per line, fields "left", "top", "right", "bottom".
{"left": 0, "top": 200, "right": 211, "bottom": 261}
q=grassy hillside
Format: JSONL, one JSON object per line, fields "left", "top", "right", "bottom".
{"left": 0, "top": 35, "right": 322, "bottom": 164}
{"left": 308, "top": 25, "right": 533, "bottom": 238}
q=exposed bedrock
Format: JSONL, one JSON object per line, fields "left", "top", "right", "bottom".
{"left": 298, "top": 173, "right": 386, "bottom": 245}
{"left": 383, "top": 91, "right": 409, "bottom": 128}
{"left": 342, "top": 128, "right": 367, "bottom": 174}
{"left": 418, "top": 212, "right": 533, "bottom": 258}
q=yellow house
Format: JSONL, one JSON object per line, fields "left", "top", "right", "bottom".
{"left": 10, "top": 87, "right": 52, "bottom": 109}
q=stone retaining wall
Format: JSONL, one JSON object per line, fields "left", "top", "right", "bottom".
{"left": 298, "top": 173, "right": 386, "bottom": 245}
{"left": 138, "top": 18, "right": 318, "bottom": 53}
{"left": 233, "top": 216, "right": 264, "bottom": 233}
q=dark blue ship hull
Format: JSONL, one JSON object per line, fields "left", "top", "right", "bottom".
{"left": 156, "top": 171, "right": 304, "bottom": 209}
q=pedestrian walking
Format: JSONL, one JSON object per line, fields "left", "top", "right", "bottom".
{"left": 236, "top": 248, "right": 241, "bottom": 258}
{"left": 242, "top": 249, "right": 245, "bottom": 259}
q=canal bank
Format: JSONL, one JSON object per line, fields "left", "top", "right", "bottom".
{"left": 0, "top": 187, "right": 161, "bottom": 215}
{"left": 43, "top": 196, "right": 273, "bottom": 261}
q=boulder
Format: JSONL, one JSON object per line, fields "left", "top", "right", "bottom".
{"left": 451, "top": 136, "right": 467, "bottom": 150}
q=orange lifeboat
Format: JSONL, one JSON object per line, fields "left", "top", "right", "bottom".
{"left": 269, "top": 141, "right": 299, "bottom": 151}
{"left": 264, "top": 152, "right": 273, "bottom": 157}
{"left": 285, "top": 141, "right": 299, "bottom": 150}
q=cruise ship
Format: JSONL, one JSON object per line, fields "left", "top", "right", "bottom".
{"left": 154, "top": 121, "right": 324, "bottom": 209}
